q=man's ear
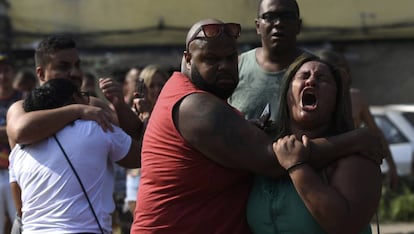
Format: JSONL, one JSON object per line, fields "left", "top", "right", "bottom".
{"left": 36, "top": 66, "right": 45, "bottom": 83}
{"left": 255, "top": 18, "right": 261, "bottom": 35}
{"left": 184, "top": 50, "right": 192, "bottom": 70}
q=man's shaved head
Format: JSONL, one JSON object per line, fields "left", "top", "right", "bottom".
{"left": 183, "top": 18, "right": 239, "bottom": 100}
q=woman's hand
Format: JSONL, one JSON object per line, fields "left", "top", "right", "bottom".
{"left": 273, "top": 135, "right": 310, "bottom": 170}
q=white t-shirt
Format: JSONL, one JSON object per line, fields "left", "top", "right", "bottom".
{"left": 9, "top": 120, "right": 132, "bottom": 234}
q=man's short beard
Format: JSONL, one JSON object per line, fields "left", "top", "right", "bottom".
{"left": 190, "top": 64, "right": 235, "bottom": 100}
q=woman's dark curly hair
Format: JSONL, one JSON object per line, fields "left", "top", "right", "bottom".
{"left": 23, "top": 78, "right": 79, "bottom": 112}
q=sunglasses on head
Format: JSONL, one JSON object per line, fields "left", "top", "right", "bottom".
{"left": 186, "top": 23, "right": 241, "bottom": 50}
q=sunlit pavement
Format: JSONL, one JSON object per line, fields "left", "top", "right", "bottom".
{"left": 373, "top": 223, "right": 414, "bottom": 234}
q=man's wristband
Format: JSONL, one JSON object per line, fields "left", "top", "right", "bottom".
{"left": 287, "top": 161, "right": 307, "bottom": 173}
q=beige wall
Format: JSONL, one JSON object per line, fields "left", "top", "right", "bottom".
{"left": 300, "top": 0, "right": 413, "bottom": 27}
{"left": 9, "top": 0, "right": 259, "bottom": 47}
{"left": 10, "top": 0, "right": 257, "bottom": 32}
{"left": 8, "top": 0, "right": 414, "bottom": 47}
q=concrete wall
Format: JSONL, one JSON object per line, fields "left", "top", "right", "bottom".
{"left": 8, "top": 0, "right": 414, "bottom": 48}
{"left": 304, "top": 40, "right": 414, "bottom": 105}
{"left": 344, "top": 41, "right": 414, "bottom": 105}
{"left": 7, "top": 0, "right": 414, "bottom": 105}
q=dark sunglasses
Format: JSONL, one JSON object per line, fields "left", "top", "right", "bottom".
{"left": 186, "top": 23, "right": 241, "bottom": 49}
{"left": 260, "top": 11, "right": 298, "bottom": 23}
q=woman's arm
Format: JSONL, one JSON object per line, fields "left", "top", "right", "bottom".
{"left": 10, "top": 182, "right": 22, "bottom": 217}
{"left": 359, "top": 97, "right": 398, "bottom": 188}
{"left": 275, "top": 136, "right": 382, "bottom": 234}
{"left": 291, "top": 156, "right": 381, "bottom": 233}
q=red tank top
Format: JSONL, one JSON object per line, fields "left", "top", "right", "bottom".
{"left": 131, "top": 72, "right": 252, "bottom": 234}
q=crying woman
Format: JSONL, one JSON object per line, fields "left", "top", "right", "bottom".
{"left": 246, "top": 53, "right": 382, "bottom": 234}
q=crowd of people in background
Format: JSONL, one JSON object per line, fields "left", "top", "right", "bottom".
{"left": 0, "top": 52, "right": 21, "bottom": 234}
{"left": 0, "top": 0, "right": 399, "bottom": 233}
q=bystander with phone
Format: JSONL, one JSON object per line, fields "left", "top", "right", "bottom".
{"left": 125, "top": 64, "right": 169, "bottom": 219}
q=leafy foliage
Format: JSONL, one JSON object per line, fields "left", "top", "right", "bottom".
{"left": 378, "top": 176, "right": 414, "bottom": 222}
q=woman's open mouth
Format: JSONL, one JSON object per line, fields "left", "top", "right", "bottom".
{"left": 301, "top": 88, "right": 318, "bottom": 111}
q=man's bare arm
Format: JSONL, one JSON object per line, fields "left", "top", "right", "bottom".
{"left": 116, "top": 138, "right": 141, "bottom": 169}
{"left": 99, "top": 78, "right": 143, "bottom": 140}
{"left": 174, "top": 93, "right": 284, "bottom": 178}
{"left": 174, "top": 93, "right": 383, "bottom": 178}
{"left": 308, "top": 127, "right": 383, "bottom": 169}
{"left": 111, "top": 100, "right": 142, "bottom": 141}
{"left": 7, "top": 100, "right": 113, "bottom": 145}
